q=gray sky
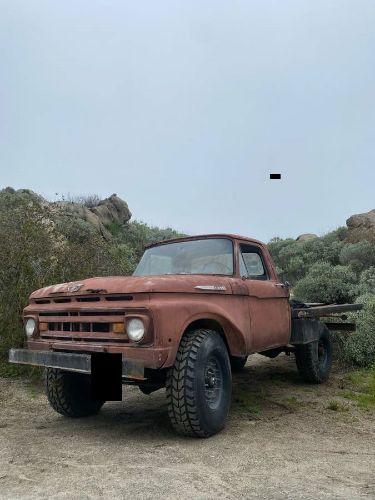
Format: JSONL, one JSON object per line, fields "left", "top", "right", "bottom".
{"left": 1, "top": 0, "right": 374, "bottom": 242}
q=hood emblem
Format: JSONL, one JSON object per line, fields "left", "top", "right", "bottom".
{"left": 195, "top": 285, "right": 226, "bottom": 291}
{"left": 67, "top": 283, "right": 84, "bottom": 293}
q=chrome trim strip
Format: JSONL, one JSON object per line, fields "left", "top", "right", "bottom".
{"left": 194, "top": 285, "right": 227, "bottom": 291}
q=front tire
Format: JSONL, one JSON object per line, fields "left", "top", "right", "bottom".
{"left": 166, "top": 329, "right": 232, "bottom": 438}
{"left": 295, "top": 326, "right": 332, "bottom": 384}
{"left": 45, "top": 368, "right": 105, "bottom": 417}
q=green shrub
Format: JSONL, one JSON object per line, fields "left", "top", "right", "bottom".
{"left": 293, "top": 262, "right": 357, "bottom": 304}
{"left": 339, "top": 240, "right": 375, "bottom": 273}
{"left": 355, "top": 267, "right": 375, "bottom": 296}
{"left": 268, "top": 230, "right": 346, "bottom": 285}
{"left": 0, "top": 190, "right": 134, "bottom": 365}
{"left": 302, "top": 231, "right": 345, "bottom": 268}
{"left": 340, "top": 295, "right": 375, "bottom": 368}
{"left": 0, "top": 190, "right": 58, "bottom": 358}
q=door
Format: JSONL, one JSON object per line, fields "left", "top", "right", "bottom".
{"left": 239, "top": 244, "right": 290, "bottom": 352}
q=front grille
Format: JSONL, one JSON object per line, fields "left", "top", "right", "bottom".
{"left": 48, "top": 322, "right": 110, "bottom": 333}
{"left": 38, "top": 309, "right": 129, "bottom": 342}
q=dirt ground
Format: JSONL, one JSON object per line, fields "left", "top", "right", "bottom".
{"left": 0, "top": 354, "right": 374, "bottom": 500}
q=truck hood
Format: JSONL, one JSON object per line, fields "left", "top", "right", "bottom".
{"left": 30, "top": 275, "right": 234, "bottom": 298}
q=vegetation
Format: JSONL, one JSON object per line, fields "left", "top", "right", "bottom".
{"left": 343, "top": 365, "right": 375, "bottom": 409}
{"left": 326, "top": 400, "right": 349, "bottom": 412}
{"left": 0, "top": 187, "right": 373, "bottom": 376}
{"left": 293, "top": 262, "right": 357, "bottom": 304}
{"left": 268, "top": 229, "right": 375, "bottom": 367}
{"left": 56, "top": 193, "right": 101, "bottom": 208}
{"left": 0, "top": 189, "right": 183, "bottom": 370}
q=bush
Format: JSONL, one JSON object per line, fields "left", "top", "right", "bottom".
{"left": 340, "top": 295, "right": 375, "bottom": 367}
{"left": 268, "top": 230, "right": 346, "bottom": 285}
{"left": 0, "top": 190, "right": 132, "bottom": 363}
{"left": 59, "top": 193, "right": 101, "bottom": 208}
{"left": 302, "top": 232, "right": 345, "bottom": 268}
{"left": 0, "top": 191, "right": 58, "bottom": 359}
{"left": 355, "top": 267, "right": 375, "bottom": 296}
{"left": 293, "top": 262, "right": 357, "bottom": 304}
{"left": 339, "top": 240, "right": 375, "bottom": 273}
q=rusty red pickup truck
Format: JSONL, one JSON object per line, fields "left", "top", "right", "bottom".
{"left": 9, "top": 234, "right": 360, "bottom": 437}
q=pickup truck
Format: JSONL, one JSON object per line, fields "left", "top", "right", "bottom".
{"left": 9, "top": 234, "right": 360, "bottom": 437}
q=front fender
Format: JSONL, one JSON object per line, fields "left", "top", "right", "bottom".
{"left": 149, "top": 293, "right": 249, "bottom": 367}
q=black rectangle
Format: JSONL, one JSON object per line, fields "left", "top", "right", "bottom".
{"left": 270, "top": 173, "right": 281, "bottom": 179}
{"left": 91, "top": 353, "right": 122, "bottom": 401}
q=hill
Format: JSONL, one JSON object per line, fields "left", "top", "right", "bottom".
{"left": 0, "top": 187, "right": 373, "bottom": 369}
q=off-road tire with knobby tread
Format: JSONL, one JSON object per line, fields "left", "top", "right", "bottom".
{"left": 230, "top": 356, "right": 248, "bottom": 372}
{"left": 166, "top": 328, "right": 232, "bottom": 438}
{"left": 295, "top": 325, "right": 332, "bottom": 384}
{"left": 45, "top": 368, "right": 105, "bottom": 417}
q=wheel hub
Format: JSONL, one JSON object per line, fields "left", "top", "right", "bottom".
{"left": 204, "top": 357, "right": 223, "bottom": 409}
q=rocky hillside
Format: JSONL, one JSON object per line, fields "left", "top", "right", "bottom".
{"left": 2, "top": 187, "right": 133, "bottom": 241}
{"left": 0, "top": 187, "right": 183, "bottom": 250}
{"left": 346, "top": 209, "right": 375, "bottom": 242}
{"left": 295, "top": 209, "right": 375, "bottom": 243}
{"left": 0, "top": 187, "right": 374, "bottom": 369}
{"left": 0, "top": 187, "right": 184, "bottom": 363}
{"left": 54, "top": 193, "right": 132, "bottom": 241}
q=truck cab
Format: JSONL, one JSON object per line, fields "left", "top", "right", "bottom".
{"left": 9, "top": 234, "right": 334, "bottom": 437}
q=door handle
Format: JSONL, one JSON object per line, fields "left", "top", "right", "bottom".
{"left": 275, "top": 283, "right": 286, "bottom": 288}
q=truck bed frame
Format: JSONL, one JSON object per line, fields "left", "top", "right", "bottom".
{"left": 290, "top": 303, "right": 362, "bottom": 344}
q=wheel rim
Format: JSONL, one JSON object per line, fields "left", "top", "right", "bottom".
{"left": 204, "top": 356, "right": 223, "bottom": 410}
{"left": 318, "top": 340, "right": 328, "bottom": 368}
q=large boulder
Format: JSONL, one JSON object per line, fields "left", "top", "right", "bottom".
{"left": 346, "top": 209, "right": 375, "bottom": 242}
{"left": 54, "top": 201, "right": 111, "bottom": 239}
{"left": 54, "top": 194, "right": 131, "bottom": 240}
{"left": 91, "top": 194, "right": 131, "bottom": 227}
{"left": 296, "top": 233, "right": 318, "bottom": 242}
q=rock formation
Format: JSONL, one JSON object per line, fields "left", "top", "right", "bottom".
{"left": 296, "top": 233, "right": 318, "bottom": 242}
{"left": 54, "top": 194, "right": 131, "bottom": 240}
{"left": 346, "top": 209, "right": 375, "bottom": 242}
{"left": 0, "top": 188, "right": 132, "bottom": 241}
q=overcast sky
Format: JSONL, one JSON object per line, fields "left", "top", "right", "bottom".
{"left": 1, "top": 1, "right": 374, "bottom": 241}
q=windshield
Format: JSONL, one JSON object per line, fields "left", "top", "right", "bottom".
{"left": 133, "top": 238, "right": 234, "bottom": 276}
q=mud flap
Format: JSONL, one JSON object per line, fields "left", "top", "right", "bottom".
{"left": 91, "top": 353, "right": 122, "bottom": 401}
{"left": 290, "top": 319, "right": 325, "bottom": 345}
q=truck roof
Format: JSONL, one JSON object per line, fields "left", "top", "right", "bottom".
{"left": 146, "top": 233, "right": 266, "bottom": 248}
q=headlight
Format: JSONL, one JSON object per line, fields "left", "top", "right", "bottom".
{"left": 126, "top": 318, "right": 145, "bottom": 342}
{"left": 25, "top": 318, "right": 36, "bottom": 338}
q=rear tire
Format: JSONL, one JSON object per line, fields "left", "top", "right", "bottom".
{"left": 45, "top": 368, "right": 105, "bottom": 417}
{"left": 230, "top": 356, "right": 248, "bottom": 372}
{"left": 166, "top": 329, "right": 232, "bottom": 438}
{"left": 295, "top": 326, "right": 332, "bottom": 384}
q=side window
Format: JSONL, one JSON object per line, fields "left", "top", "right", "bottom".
{"left": 240, "top": 245, "right": 268, "bottom": 280}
